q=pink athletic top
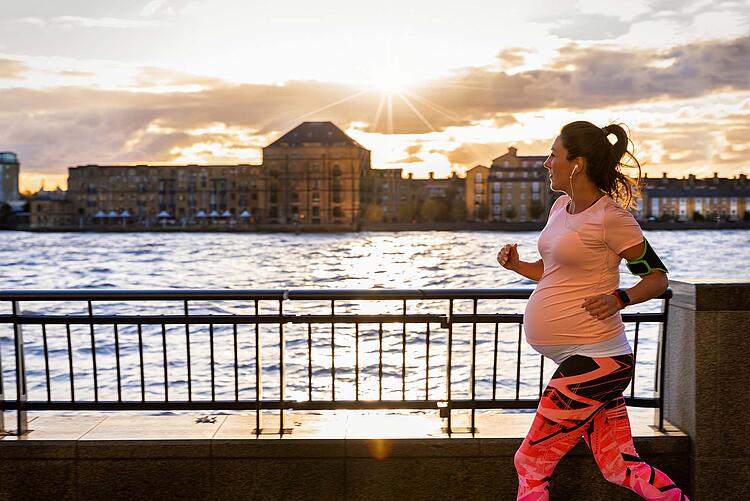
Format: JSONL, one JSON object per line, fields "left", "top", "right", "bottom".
{"left": 523, "top": 194, "right": 644, "bottom": 345}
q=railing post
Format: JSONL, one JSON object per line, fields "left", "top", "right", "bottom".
{"left": 278, "top": 298, "right": 286, "bottom": 435}
{"left": 654, "top": 295, "right": 670, "bottom": 431}
{"left": 443, "top": 299, "right": 454, "bottom": 434}
{"left": 12, "top": 301, "right": 28, "bottom": 435}
{"left": 0, "top": 314, "right": 5, "bottom": 435}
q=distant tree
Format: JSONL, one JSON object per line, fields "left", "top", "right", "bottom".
{"left": 744, "top": 211, "right": 750, "bottom": 222}
{"left": 450, "top": 201, "right": 467, "bottom": 222}
{"left": 692, "top": 211, "right": 704, "bottom": 222}
{"left": 397, "top": 200, "right": 420, "bottom": 222}
{"left": 364, "top": 204, "right": 384, "bottom": 223}
{"left": 529, "top": 200, "right": 545, "bottom": 221}
{"left": 475, "top": 203, "right": 489, "bottom": 222}
{"left": 658, "top": 213, "right": 673, "bottom": 222}
{"left": 420, "top": 198, "right": 444, "bottom": 223}
{"left": 0, "top": 203, "right": 10, "bottom": 226}
{"left": 504, "top": 204, "right": 517, "bottom": 221}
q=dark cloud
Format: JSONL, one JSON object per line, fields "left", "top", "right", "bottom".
{"left": 0, "top": 59, "right": 28, "bottom": 79}
{"left": 3, "top": 36, "right": 749, "bottom": 176}
{"left": 548, "top": 15, "right": 632, "bottom": 41}
{"left": 420, "top": 36, "right": 750, "bottom": 115}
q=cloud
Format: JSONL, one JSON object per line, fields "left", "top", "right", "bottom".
{"left": 51, "top": 16, "right": 162, "bottom": 29}
{"left": 390, "top": 155, "right": 422, "bottom": 164}
{"left": 3, "top": 36, "right": 749, "bottom": 178}
{"left": 419, "top": 35, "right": 750, "bottom": 117}
{"left": 58, "top": 70, "right": 96, "bottom": 77}
{"left": 0, "top": 59, "right": 27, "bottom": 79}
{"left": 133, "top": 66, "right": 224, "bottom": 88}
{"left": 548, "top": 14, "right": 633, "bottom": 41}
{"left": 140, "top": 0, "right": 167, "bottom": 17}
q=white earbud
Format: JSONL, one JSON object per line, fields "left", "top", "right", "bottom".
{"left": 571, "top": 165, "right": 579, "bottom": 175}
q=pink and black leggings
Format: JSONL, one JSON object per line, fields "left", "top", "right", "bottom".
{"left": 514, "top": 354, "right": 688, "bottom": 500}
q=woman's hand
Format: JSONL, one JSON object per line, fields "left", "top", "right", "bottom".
{"left": 497, "top": 243, "right": 520, "bottom": 271}
{"left": 581, "top": 294, "right": 622, "bottom": 320}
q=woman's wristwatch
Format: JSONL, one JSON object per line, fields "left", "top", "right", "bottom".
{"left": 611, "top": 288, "right": 631, "bottom": 309}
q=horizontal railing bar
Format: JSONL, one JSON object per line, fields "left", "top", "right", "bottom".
{"left": 449, "top": 313, "right": 665, "bottom": 324}
{"left": 1, "top": 400, "right": 443, "bottom": 411}
{"left": 0, "top": 289, "right": 287, "bottom": 301}
{"left": 447, "top": 397, "right": 659, "bottom": 409}
{"left": 1, "top": 396, "right": 658, "bottom": 411}
{"left": 0, "top": 313, "right": 447, "bottom": 325}
{"left": 0, "top": 312, "right": 663, "bottom": 326}
{"left": 0, "top": 288, "right": 674, "bottom": 302}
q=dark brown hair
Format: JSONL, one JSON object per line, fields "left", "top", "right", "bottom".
{"left": 560, "top": 121, "right": 642, "bottom": 209}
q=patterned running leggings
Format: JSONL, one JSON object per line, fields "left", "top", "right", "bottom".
{"left": 514, "top": 354, "right": 688, "bottom": 500}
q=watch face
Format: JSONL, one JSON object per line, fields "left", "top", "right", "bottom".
{"left": 616, "top": 289, "right": 630, "bottom": 304}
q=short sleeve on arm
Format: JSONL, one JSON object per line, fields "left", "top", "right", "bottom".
{"left": 603, "top": 205, "right": 644, "bottom": 254}
{"left": 549, "top": 195, "right": 568, "bottom": 217}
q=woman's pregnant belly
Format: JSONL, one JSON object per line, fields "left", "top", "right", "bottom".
{"left": 523, "top": 283, "right": 624, "bottom": 345}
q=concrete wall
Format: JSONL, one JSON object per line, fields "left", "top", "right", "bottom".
{"left": 664, "top": 279, "right": 750, "bottom": 499}
{"left": 0, "top": 434, "right": 688, "bottom": 500}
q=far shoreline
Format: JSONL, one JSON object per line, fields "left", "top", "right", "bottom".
{"left": 4, "top": 221, "right": 750, "bottom": 233}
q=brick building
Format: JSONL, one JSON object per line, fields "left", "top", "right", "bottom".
{"left": 466, "top": 147, "right": 557, "bottom": 222}
{"left": 641, "top": 172, "right": 750, "bottom": 221}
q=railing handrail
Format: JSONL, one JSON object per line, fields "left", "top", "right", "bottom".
{"left": 0, "top": 288, "right": 673, "bottom": 301}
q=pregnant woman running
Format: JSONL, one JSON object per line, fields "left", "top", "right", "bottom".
{"left": 497, "top": 121, "right": 687, "bottom": 500}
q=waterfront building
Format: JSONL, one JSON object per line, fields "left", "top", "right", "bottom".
{"left": 488, "top": 148, "right": 557, "bottom": 222}
{"left": 362, "top": 167, "right": 403, "bottom": 222}
{"left": 465, "top": 164, "right": 490, "bottom": 221}
{"left": 641, "top": 172, "right": 750, "bottom": 221}
{"left": 262, "top": 121, "right": 371, "bottom": 226}
{"left": 0, "top": 152, "right": 21, "bottom": 204}
{"left": 67, "top": 164, "right": 262, "bottom": 226}
{"left": 466, "top": 147, "right": 557, "bottom": 222}
{"left": 30, "top": 188, "right": 74, "bottom": 228}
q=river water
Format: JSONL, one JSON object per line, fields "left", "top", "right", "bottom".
{"left": 1, "top": 229, "right": 748, "bottom": 411}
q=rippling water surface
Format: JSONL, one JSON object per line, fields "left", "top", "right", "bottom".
{"left": 1, "top": 229, "right": 748, "bottom": 412}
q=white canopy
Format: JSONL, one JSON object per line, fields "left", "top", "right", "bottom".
{"left": 158, "top": 211, "right": 171, "bottom": 218}
{"left": 209, "top": 210, "right": 220, "bottom": 217}
{"left": 107, "top": 210, "right": 119, "bottom": 218}
{"left": 221, "top": 210, "right": 232, "bottom": 217}
{"left": 239, "top": 210, "right": 251, "bottom": 218}
{"left": 120, "top": 210, "right": 131, "bottom": 218}
{"left": 195, "top": 210, "right": 206, "bottom": 218}
{"left": 93, "top": 211, "right": 106, "bottom": 218}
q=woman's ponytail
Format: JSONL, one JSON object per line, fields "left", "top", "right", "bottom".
{"left": 561, "top": 121, "right": 642, "bottom": 209}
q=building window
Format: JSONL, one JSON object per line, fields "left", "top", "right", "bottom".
{"left": 474, "top": 173, "right": 483, "bottom": 183}
{"left": 333, "top": 206, "right": 344, "bottom": 217}
{"left": 492, "top": 182, "right": 501, "bottom": 192}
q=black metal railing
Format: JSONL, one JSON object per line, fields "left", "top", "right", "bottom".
{"left": 0, "top": 288, "right": 671, "bottom": 435}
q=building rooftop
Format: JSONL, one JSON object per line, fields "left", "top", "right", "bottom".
{"left": 266, "top": 121, "right": 365, "bottom": 149}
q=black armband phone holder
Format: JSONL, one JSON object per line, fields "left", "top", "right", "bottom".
{"left": 626, "top": 238, "right": 668, "bottom": 276}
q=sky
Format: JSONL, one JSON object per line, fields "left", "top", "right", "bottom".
{"left": 1, "top": 0, "right": 749, "bottom": 192}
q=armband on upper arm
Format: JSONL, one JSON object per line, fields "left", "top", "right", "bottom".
{"left": 626, "top": 238, "right": 669, "bottom": 276}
